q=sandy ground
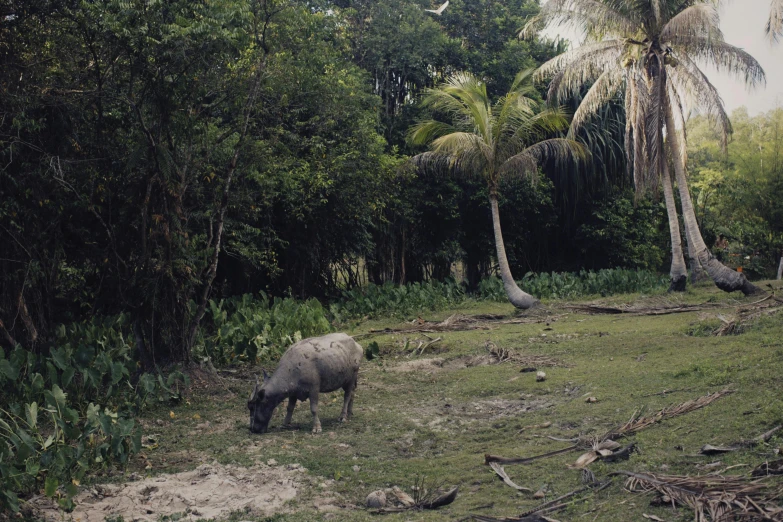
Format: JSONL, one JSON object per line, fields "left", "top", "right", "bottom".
{"left": 32, "top": 462, "right": 329, "bottom": 522}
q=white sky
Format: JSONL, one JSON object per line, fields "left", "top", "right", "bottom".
{"left": 541, "top": 0, "right": 783, "bottom": 115}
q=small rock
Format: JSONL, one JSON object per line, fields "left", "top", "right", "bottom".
{"left": 366, "top": 490, "right": 386, "bottom": 508}
{"left": 287, "top": 463, "right": 302, "bottom": 470}
{"left": 585, "top": 397, "right": 597, "bottom": 403}
{"left": 155, "top": 419, "right": 164, "bottom": 426}
{"left": 352, "top": 465, "right": 361, "bottom": 472}
{"left": 533, "top": 485, "right": 547, "bottom": 499}
{"left": 267, "top": 459, "right": 278, "bottom": 466}
{"left": 536, "top": 371, "right": 547, "bottom": 382}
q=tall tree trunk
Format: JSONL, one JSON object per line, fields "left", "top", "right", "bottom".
{"left": 489, "top": 193, "right": 539, "bottom": 309}
{"left": 662, "top": 160, "right": 687, "bottom": 292}
{"left": 777, "top": 256, "right": 783, "bottom": 280}
{"left": 685, "top": 232, "right": 710, "bottom": 284}
{"left": 665, "top": 100, "right": 762, "bottom": 296}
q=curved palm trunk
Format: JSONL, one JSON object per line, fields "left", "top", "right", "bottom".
{"left": 683, "top": 221, "right": 710, "bottom": 284}
{"left": 662, "top": 159, "right": 687, "bottom": 292}
{"left": 489, "top": 194, "right": 539, "bottom": 309}
{"left": 664, "top": 101, "right": 762, "bottom": 296}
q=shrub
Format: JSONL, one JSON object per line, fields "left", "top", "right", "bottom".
{"left": 476, "top": 269, "right": 668, "bottom": 301}
{"left": 198, "top": 293, "right": 332, "bottom": 365}
{"left": 330, "top": 279, "right": 466, "bottom": 321}
{"left": 0, "top": 315, "right": 186, "bottom": 513}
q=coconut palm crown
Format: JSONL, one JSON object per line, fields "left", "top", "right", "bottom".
{"left": 409, "top": 70, "right": 588, "bottom": 309}
{"left": 524, "top": 0, "right": 766, "bottom": 295}
{"left": 769, "top": 0, "right": 783, "bottom": 42}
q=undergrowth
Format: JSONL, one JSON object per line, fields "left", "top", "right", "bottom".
{"left": 0, "top": 315, "right": 186, "bottom": 513}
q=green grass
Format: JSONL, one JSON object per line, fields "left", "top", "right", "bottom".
{"left": 124, "top": 281, "right": 783, "bottom": 521}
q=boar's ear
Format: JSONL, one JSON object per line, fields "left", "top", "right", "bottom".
{"left": 249, "top": 376, "right": 260, "bottom": 401}
{"left": 262, "top": 369, "right": 270, "bottom": 383}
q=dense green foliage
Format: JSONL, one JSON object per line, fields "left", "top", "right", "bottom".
{"left": 688, "top": 108, "right": 783, "bottom": 279}
{"left": 477, "top": 269, "right": 668, "bottom": 301}
{"left": 0, "top": 317, "right": 187, "bottom": 512}
{"left": 199, "top": 295, "right": 332, "bottom": 366}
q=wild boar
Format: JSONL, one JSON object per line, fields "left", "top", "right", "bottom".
{"left": 248, "top": 333, "right": 363, "bottom": 434}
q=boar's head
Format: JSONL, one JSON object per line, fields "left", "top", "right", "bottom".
{"left": 248, "top": 371, "right": 275, "bottom": 433}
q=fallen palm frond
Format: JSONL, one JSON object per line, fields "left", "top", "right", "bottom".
{"left": 371, "top": 478, "right": 459, "bottom": 514}
{"left": 614, "top": 470, "right": 783, "bottom": 521}
{"left": 603, "top": 389, "right": 733, "bottom": 440}
{"left": 484, "top": 341, "right": 568, "bottom": 368}
{"left": 562, "top": 301, "right": 729, "bottom": 316}
{"left": 713, "top": 304, "right": 783, "bottom": 336}
{"left": 485, "top": 444, "right": 580, "bottom": 465}
{"left": 489, "top": 461, "right": 532, "bottom": 492}
{"left": 486, "top": 391, "right": 731, "bottom": 469}
{"left": 699, "top": 425, "right": 782, "bottom": 455}
{"left": 368, "top": 314, "right": 567, "bottom": 335}
{"left": 471, "top": 481, "right": 612, "bottom": 521}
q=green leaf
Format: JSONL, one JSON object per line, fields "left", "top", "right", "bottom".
{"left": 0, "top": 359, "right": 18, "bottom": 381}
{"left": 25, "top": 402, "right": 38, "bottom": 429}
{"left": 50, "top": 347, "right": 69, "bottom": 371}
{"left": 45, "top": 475, "right": 59, "bottom": 497}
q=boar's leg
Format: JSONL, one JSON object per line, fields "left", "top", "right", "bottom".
{"left": 283, "top": 397, "right": 296, "bottom": 428}
{"left": 309, "top": 390, "right": 322, "bottom": 433}
{"left": 339, "top": 371, "right": 359, "bottom": 422}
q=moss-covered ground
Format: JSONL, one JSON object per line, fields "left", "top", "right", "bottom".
{"left": 130, "top": 281, "right": 783, "bottom": 521}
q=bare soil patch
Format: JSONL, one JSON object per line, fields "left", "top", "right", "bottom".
{"left": 32, "top": 462, "right": 337, "bottom": 522}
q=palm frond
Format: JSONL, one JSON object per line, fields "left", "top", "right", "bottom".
{"left": 567, "top": 68, "right": 625, "bottom": 139}
{"left": 768, "top": 0, "right": 783, "bottom": 43}
{"left": 669, "top": 36, "right": 766, "bottom": 88}
{"left": 431, "top": 132, "right": 491, "bottom": 161}
{"left": 667, "top": 54, "right": 731, "bottom": 152}
{"left": 661, "top": 4, "right": 722, "bottom": 41}
{"left": 535, "top": 40, "right": 623, "bottom": 85}
{"left": 409, "top": 121, "right": 457, "bottom": 146}
{"left": 522, "top": 0, "right": 638, "bottom": 39}
{"left": 546, "top": 44, "right": 624, "bottom": 103}
{"left": 500, "top": 138, "right": 589, "bottom": 180}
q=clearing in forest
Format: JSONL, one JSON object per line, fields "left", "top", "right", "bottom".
{"left": 32, "top": 281, "right": 783, "bottom": 522}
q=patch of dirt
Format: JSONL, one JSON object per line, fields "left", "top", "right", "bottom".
{"left": 33, "top": 462, "right": 338, "bottom": 522}
{"left": 456, "top": 397, "right": 556, "bottom": 419}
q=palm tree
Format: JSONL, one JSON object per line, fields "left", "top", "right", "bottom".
{"left": 769, "top": 0, "right": 783, "bottom": 42}
{"left": 525, "top": 0, "right": 766, "bottom": 295}
{"left": 409, "top": 70, "right": 587, "bottom": 309}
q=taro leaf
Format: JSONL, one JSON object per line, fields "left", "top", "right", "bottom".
{"left": 365, "top": 341, "right": 380, "bottom": 361}
{"left": 14, "top": 428, "right": 36, "bottom": 461}
{"left": 42, "top": 435, "right": 54, "bottom": 450}
{"left": 0, "top": 489, "right": 20, "bottom": 513}
{"left": 44, "top": 475, "right": 59, "bottom": 497}
{"left": 85, "top": 368, "right": 102, "bottom": 389}
{"left": 61, "top": 366, "right": 76, "bottom": 389}
{"left": 58, "top": 496, "right": 75, "bottom": 512}
{"left": 86, "top": 403, "right": 100, "bottom": 428}
{"left": 0, "top": 359, "right": 18, "bottom": 381}
{"left": 25, "top": 402, "right": 38, "bottom": 429}
{"left": 64, "top": 481, "right": 78, "bottom": 497}
{"left": 45, "top": 385, "right": 67, "bottom": 413}
{"left": 73, "top": 344, "right": 94, "bottom": 370}
{"left": 24, "top": 460, "right": 40, "bottom": 477}
{"left": 50, "top": 347, "right": 69, "bottom": 371}
{"left": 110, "top": 362, "right": 125, "bottom": 385}
{"left": 30, "top": 372, "right": 44, "bottom": 393}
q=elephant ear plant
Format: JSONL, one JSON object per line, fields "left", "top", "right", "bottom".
{"left": 0, "top": 316, "right": 188, "bottom": 513}
{"left": 410, "top": 70, "right": 588, "bottom": 309}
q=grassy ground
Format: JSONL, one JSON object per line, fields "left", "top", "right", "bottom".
{"left": 129, "top": 281, "right": 783, "bottom": 521}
